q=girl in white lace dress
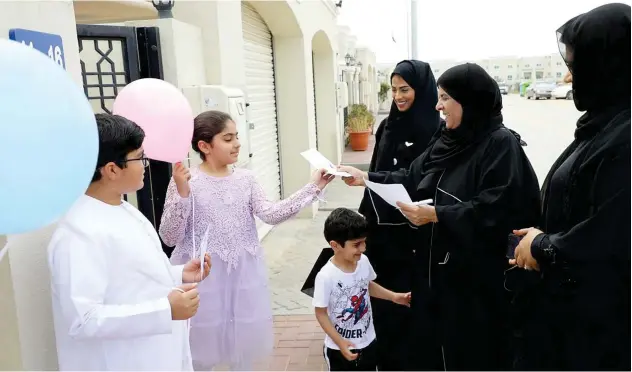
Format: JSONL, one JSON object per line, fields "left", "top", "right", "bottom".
{"left": 159, "top": 110, "right": 333, "bottom": 371}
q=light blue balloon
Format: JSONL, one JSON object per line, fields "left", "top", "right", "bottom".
{"left": 0, "top": 39, "right": 98, "bottom": 235}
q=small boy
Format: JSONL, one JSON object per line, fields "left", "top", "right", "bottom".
{"left": 313, "top": 208, "right": 411, "bottom": 371}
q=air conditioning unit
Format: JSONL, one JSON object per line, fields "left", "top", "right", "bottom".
{"left": 181, "top": 85, "right": 251, "bottom": 168}
{"left": 336, "top": 82, "right": 349, "bottom": 109}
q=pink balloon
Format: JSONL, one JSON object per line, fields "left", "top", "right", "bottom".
{"left": 113, "top": 78, "right": 193, "bottom": 163}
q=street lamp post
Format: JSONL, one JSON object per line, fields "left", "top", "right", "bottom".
{"left": 344, "top": 53, "right": 355, "bottom": 67}
{"left": 152, "top": 0, "right": 175, "bottom": 19}
{"left": 410, "top": 0, "right": 418, "bottom": 59}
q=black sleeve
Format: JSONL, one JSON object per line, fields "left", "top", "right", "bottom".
{"left": 363, "top": 160, "right": 420, "bottom": 225}
{"left": 359, "top": 119, "right": 385, "bottom": 218}
{"left": 367, "top": 151, "right": 425, "bottom": 195}
{"left": 531, "top": 144, "right": 631, "bottom": 265}
{"left": 434, "top": 133, "right": 540, "bottom": 249}
{"left": 367, "top": 118, "right": 387, "bottom": 173}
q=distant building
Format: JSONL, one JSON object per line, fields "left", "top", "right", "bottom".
{"left": 429, "top": 53, "right": 570, "bottom": 84}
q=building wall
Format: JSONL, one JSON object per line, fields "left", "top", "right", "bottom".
{"left": 0, "top": 1, "right": 81, "bottom": 370}
{"left": 0, "top": 0, "right": 340, "bottom": 369}
{"left": 430, "top": 54, "right": 570, "bottom": 84}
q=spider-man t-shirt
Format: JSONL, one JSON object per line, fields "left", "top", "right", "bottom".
{"left": 312, "top": 254, "right": 377, "bottom": 350}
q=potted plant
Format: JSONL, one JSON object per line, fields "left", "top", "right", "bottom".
{"left": 346, "top": 104, "right": 374, "bottom": 151}
{"left": 378, "top": 82, "right": 390, "bottom": 103}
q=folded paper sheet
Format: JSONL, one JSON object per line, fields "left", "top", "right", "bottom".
{"left": 364, "top": 179, "right": 433, "bottom": 208}
{"left": 300, "top": 149, "right": 352, "bottom": 177}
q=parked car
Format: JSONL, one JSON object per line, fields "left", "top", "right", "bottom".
{"left": 551, "top": 84, "right": 573, "bottom": 100}
{"left": 498, "top": 84, "right": 509, "bottom": 95}
{"left": 526, "top": 82, "right": 556, "bottom": 100}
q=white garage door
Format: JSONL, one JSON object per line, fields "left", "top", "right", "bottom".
{"left": 241, "top": 2, "right": 281, "bottom": 202}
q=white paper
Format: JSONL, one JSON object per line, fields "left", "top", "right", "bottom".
{"left": 365, "top": 179, "right": 433, "bottom": 208}
{"left": 300, "top": 149, "right": 351, "bottom": 177}
{"left": 364, "top": 180, "right": 413, "bottom": 208}
{"left": 200, "top": 247, "right": 205, "bottom": 277}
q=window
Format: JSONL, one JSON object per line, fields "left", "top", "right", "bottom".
{"left": 434, "top": 69, "right": 439, "bottom": 73}
{"left": 536, "top": 63, "right": 542, "bottom": 67}
{"left": 524, "top": 64, "right": 530, "bottom": 68}
{"left": 536, "top": 71, "right": 544, "bottom": 79}
{"left": 494, "top": 65, "right": 500, "bottom": 69}
{"left": 494, "top": 76, "right": 500, "bottom": 81}
{"left": 507, "top": 75, "right": 513, "bottom": 81}
{"left": 507, "top": 64, "right": 513, "bottom": 68}
{"left": 556, "top": 62, "right": 562, "bottom": 66}
{"left": 524, "top": 72, "right": 532, "bottom": 79}
{"left": 556, "top": 72, "right": 562, "bottom": 78}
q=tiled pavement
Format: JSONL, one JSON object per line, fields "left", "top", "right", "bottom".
{"left": 214, "top": 316, "right": 326, "bottom": 371}
{"left": 265, "top": 315, "right": 327, "bottom": 371}
{"left": 257, "top": 184, "right": 365, "bottom": 371}
{"left": 341, "top": 134, "right": 375, "bottom": 165}
{"left": 250, "top": 122, "right": 380, "bottom": 371}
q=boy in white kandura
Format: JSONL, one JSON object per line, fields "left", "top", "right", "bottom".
{"left": 313, "top": 208, "right": 411, "bottom": 371}
{"left": 47, "top": 114, "right": 211, "bottom": 371}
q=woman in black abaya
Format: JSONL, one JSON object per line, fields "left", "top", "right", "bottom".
{"left": 511, "top": 4, "right": 631, "bottom": 370}
{"left": 341, "top": 63, "right": 541, "bottom": 370}
{"left": 358, "top": 60, "right": 439, "bottom": 371}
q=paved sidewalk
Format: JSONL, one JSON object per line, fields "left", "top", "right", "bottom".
{"left": 266, "top": 315, "right": 326, "bottom": 371}
{"left": 341, "top": 113, "right": 386, "bottom": 167}
{"left": 213, "top": 316, "right": 325, "bottom": 371}
{"left": 256, "top": 178, "right": 365, "bottom": 371}
{"left": 261, "top": 180, "right": 364, "bottom": 316}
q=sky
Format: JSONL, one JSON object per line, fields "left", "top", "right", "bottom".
{"left": 337, "top": 0, "right": 631, "bottom": 64}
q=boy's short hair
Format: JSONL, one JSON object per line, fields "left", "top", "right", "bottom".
{"left": 323, "top": 208, "right": 368, "bottom": 246}
{"left": 92, "top": 113, "right": 145, "bottom": 182}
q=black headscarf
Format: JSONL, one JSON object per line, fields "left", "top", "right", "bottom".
{"left": 541, "top": 3, "right": 631, "bottom": 222}
{"left": 557, "top": 3, "right": 631, "bottom": 117}
{"left": 416, "top": 63, "right": 506, "bottom": 175}
{"left": 371, "top": 60, "right": 440, "bottom": 172}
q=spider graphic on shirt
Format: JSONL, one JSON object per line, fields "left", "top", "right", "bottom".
{"left": 331, "top": 278, "right": 372, "bottom": 330}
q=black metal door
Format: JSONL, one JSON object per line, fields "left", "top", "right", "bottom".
{"left": 77, "top": 25, "right": 173, "bottom": 255}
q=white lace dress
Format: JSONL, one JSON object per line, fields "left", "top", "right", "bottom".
{"left": 159, "top": 167, "right": 321, "bottom": 368}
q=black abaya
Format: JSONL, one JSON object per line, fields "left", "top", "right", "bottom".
{"left": 516, "top": 4, "right": 631, "bottom": 370}
{"left": 357, "top": 60, "right": 439, "bottom": 371}
{"left": 368, "top": 63, "right": 541, "bottom": 370}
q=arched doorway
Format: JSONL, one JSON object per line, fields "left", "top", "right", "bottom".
{"left": 311, "top": 30, "right": 338, "bottom": 163}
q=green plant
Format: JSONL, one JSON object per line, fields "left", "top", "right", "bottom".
{"left": 378, "top": 82, "right": 390, "bottom": 102}
{"left": 345, "top": 104, "right": 374, "bottom": 133}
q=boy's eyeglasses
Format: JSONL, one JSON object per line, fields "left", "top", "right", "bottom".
{"left": 122, "top": 156, "right": 150, "bottom": 168}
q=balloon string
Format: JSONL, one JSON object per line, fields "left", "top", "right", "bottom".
{"left": 191, "top": 188, "right": 196, "bottom": 267}
{"left": 188, "top": 188, "right": 196, "bottom": 334}
{"left": 188, "top": 182, "right": 203, "bottom": 277}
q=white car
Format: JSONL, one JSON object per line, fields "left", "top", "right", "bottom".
{"left": 551, "top": 84, "right": 573, "bottom": 100}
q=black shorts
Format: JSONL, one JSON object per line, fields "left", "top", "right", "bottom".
{"left": 324, "top": 339, "right": 378, "bottom": 371}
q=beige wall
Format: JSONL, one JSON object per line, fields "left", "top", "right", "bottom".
{"left": 172, "top": 0, "right": 340, "bottom": 217}
{"left": 0, "top": 237, "right": 22, "bottom": 370}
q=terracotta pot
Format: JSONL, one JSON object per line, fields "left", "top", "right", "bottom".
{"left": 349, "top": 130, "right": 371, "bottom": 151}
